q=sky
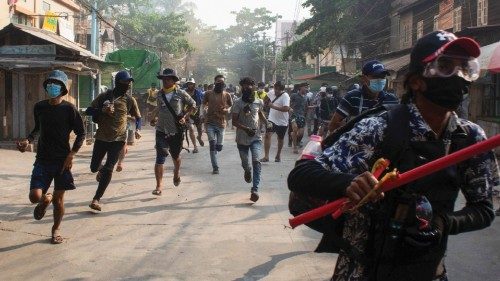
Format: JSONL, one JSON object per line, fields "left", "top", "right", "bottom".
{"left": 188, "top": 0, "right": 310, "bottom": 34}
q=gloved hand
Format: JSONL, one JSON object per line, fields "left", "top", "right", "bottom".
{"left": 404, "top": 215, "right": 446, "bottom": 248}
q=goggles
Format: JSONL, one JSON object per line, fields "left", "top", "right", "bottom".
{"left": 422, "top": 54, "right": 480, "bottom": 82}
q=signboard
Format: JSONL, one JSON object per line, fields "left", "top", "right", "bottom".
{"left": 0, "top": 45, "right": 56, "bottom": 56}
{"left": 58, "top": 18, "right": 75, "bottom": 42}
{"left": 42, "top": 11, "right": 58, "bottom": 33}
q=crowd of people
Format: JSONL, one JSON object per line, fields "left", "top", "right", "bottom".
{"left": 15, "top": 29, "right": 499, "bottom": 281}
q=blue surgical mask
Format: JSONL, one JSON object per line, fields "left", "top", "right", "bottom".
{"left": 368, "top": 79, "right": 386, "bottom": 93}
{"left": 46, "top": 83, "right": 62, "bottom": 98}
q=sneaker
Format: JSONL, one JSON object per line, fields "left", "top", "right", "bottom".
{"left": 193, "top": 147, "right": 199, "bottom": 153}
{"left": 212, "top": 168, "right": 219, "bottom": 175}
{"left": 244, "top": 169, "right": 251, "bottom": 183}
{"left": 250, "top": 191, "right": 259, "bottom": 202}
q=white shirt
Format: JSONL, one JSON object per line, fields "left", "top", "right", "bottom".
{"left": 268, "top": 92, "right": 290, "bottom": 126}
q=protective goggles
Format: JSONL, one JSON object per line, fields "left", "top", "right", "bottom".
{"left": 422, "top": 55, "right": 480, "bottom": 82}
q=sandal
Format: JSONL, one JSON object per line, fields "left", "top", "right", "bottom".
{"left": 34, "top": 193, "right": 53, "bottom": 220}
{"left": 260, "top": 157, "right": 269, "bottom": 162}
{"left": 152, "top": 189, "right": 162, "bottom": 196}
{"left": 89, "top": 202, "right": 101, "bottom": 211}
{"left": 173, "top": 177, "right": 181, "bottom": 187}
{"left": 116, "top": 164, "right": 123, "bottom": 172}
{"left": 274, "top": 157, "right": 281, "bottom": 162}
{"left": 51, "top": 234, "right": 64, "bottom": 244}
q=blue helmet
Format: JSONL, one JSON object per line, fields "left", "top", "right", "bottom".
{"left": 43, "top": 70, "right": 69, "bottom": 95}
{"left": 115, "top": 70, "right": 134, "bottom": 84}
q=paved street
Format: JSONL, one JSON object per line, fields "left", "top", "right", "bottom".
{"left": 0, "top": 128, "right": 499, "bottom": 281}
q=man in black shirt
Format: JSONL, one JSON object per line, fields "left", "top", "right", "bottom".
{"left": 17, "top": 70, "right": 85, "bottom": 244}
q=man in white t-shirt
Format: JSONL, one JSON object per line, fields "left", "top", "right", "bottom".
{"left": 261, "top": 81, "right": 290, "bottom": 162}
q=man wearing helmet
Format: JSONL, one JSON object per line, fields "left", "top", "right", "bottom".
{"left": 85, "top": 70, "right": 142, "bottom": 211}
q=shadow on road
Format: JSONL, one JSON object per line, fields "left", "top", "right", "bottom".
{"left": 232, "top": 251, "right": 309, "bottom": 281}
{"left": 0, "top": 238, "right": 47, "bottom": 252}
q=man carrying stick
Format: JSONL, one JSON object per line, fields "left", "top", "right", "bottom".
{"left": 288, "top": 31, "right": 499, "bottom": 281}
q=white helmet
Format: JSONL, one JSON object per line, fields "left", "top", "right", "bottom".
{"left": 186, "top": 78, "right": 196, "bottom": 84}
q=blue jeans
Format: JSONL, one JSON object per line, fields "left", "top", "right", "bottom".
{"left": 206, "top": 124, "right": 225, "bottom": 169}
{"left": 237, "top": 140, "right": 262, "bottom": 191}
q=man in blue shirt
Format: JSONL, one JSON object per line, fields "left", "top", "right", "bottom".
{"left": 328, "top": 60, "right": 399, "bottom": 133}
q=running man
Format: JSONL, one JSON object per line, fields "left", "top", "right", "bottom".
{"left": 17, "top": 70, "right": 85, "bottom": 244}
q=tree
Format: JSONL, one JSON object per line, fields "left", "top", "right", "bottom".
{"left": 283, "top": 0, "right": 391, "bottom": 64}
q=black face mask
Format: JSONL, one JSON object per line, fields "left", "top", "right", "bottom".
{"left": 115, "top": 83, "right": 130, "bottom": 95}
{"left": 241, "top": 88, "right": 255, "bottom": 103}
{"left": 214, "top": 82, "right": 225, "bottom": 93}
{"left": 422, "top": 76, "right": 470, "bottom": 110}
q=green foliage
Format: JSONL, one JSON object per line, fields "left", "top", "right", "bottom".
{"left": 98, "top": 0, "right": 192, "bottom": 55}
{"left": 283, "top": 0, "right": 391, "bottom": 61}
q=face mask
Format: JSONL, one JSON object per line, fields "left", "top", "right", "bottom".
{"left": 422, "top": 76, "right": 469, "bottom": 110}
{"left": 46, "top": 83, "right": 62, "bottom": 98}
{"left": 368, "top": 79, "right": 386, "bottom": 93}
{"left": 115, "top": 83, "right": 130, "bottom": 95}
{"left": 214, "top": 82, "right": 225, "bottom": 93}
{"left": 241, "top": 88, "right": 255, "bottom": 103}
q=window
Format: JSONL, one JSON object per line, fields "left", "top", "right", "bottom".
{"left": 481, "top": 74, "right": 500, "bottom": 118}
{"left": 477, "top": 0, "right": 488, "bottom": 26}
{"left": 433, "top": 15, "right": 439, "bottom": 30}
{"left": 453, "top": 7, "right": 462, "bottom": 32}
{"left": 42, "top": 1, "right": 51, "bottom": 12}
{"left": 416, "top": 20, "right": 423, "bottom": 39}
{"left": 11, "top": 12, "right": 30, "bottom": 26}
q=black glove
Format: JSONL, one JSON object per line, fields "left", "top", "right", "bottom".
{"left": 404, "top": 215, "right": 446, "bottom": 248}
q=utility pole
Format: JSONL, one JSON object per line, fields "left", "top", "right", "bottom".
{"left": 262, "top": 33, "right": 266, "bottom": 83}
{"left": 272, "top": 14, "right": 279, "bottom": 83}
{"left": 89, "top": 0, "right": 98, "bottom": 142}
{"left": 285, "top": 31, "right": 290, "bottom": 85}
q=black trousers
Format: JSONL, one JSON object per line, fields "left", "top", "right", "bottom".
{"left": 90, "top": 139, "right": 125, "bottom": 201}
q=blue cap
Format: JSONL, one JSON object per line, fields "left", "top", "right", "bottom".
{"left": 362, "top": 60, "right": 389, "bottom": 76}
{"left": 43, "top": 70, "right": 68, "bottom": 95}
{"left": 115, "top": 70, "right": 134, "bottom": 83}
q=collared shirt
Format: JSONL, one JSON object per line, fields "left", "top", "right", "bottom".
{"left": 92, "top": 91, "right": 141, "bottom": 142}
{"left": 156, "top": 88, "right": 195, "bottom": 135}
{"left": 317, "top": 103, "right": 499, "bottom": 281}
{"left": 336, "top": 87, "right": 399, "bottom": 119}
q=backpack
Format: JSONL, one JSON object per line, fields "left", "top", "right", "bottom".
{"left": 288, "top": 104, "right": 410, "bottom": 253}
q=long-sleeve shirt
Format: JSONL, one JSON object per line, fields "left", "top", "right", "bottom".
{"left": 28, "top": 100, "right": 85, "bottom": 162}
{"left": 314, "top": 103, "right": 498, "bottom": 280}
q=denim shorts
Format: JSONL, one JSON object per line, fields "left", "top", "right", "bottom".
{"left": 155, "top": 130, "right": 183, "bottom": 162}
{"left": 30, "top": 160, "right": 76, "bottom": 191}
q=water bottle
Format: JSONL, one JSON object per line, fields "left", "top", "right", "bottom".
{"left": 300, "top": 135, "right": 323, "bottom": 160}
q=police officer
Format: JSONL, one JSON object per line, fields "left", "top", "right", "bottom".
{"left": 288, "top": 31, "right": 499, "bottom": 281}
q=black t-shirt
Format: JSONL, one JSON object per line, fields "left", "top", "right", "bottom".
{"left": 28, "top": 100, "right": 85, "bottom": 161}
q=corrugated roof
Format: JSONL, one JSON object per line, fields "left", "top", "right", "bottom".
{"left": 0, "top": 57, "right": 96, "bottom": 74}
{"left": 382, "top": 54, "right": 411, "bottom": 73}
{"left": 3, "top": 24, "right": 102, "bottom": 62}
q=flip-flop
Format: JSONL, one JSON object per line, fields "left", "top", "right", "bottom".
{"left": 173, "top": 177, "right": 181, "bottom": 187}
{"left": 260, "top": 158, "right": 269, "bottom": 162}
{"left": 275, "top": 157, "right": 281, "bottom": 162}
{"left": 89, "top": 202, "right": 101, "bottom": 211}
{"left": 51, "top": 235, "right": 64, "bottom": 244}
{"left": 34, "top": 193, "right": 53, "bottom": 220}
{"left": 152, "top": 189, "right": 162, "bottom": 196}
{"left": 116, "top": 164, "right": 123, "bottom": 172}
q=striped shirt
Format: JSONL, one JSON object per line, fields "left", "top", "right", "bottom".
{"left": 336, "top": 87, "right": 399, "bottom": 119}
